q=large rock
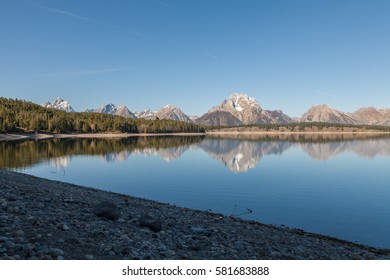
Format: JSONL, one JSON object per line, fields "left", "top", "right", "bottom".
{"left": 138, "top": 215, "right": 162, "bottom": 232}
{"left": 93, "top": 201, "right": 121, "bottom": 221}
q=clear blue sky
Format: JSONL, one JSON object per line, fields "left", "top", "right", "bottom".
{"left": 1, "top": 0, "right": 390, "bottom": 117}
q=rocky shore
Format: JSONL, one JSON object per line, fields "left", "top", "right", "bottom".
{"left": 0, "top": 169, "right": 389, "bottom": 260}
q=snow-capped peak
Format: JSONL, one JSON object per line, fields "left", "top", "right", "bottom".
{"left": 225, "top": 93, "right": 260, "bottom": 111}
{"left": 42, "top": 97, "right": 75, "bottom": 112}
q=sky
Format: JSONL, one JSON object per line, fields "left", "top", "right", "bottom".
{"left": 1, "top": 0, "right": 390, "bottom": 117}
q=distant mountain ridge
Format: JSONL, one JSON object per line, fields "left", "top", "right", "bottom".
{"left": 155, "top": 105, "right": 193, "bottom": 123}
{"left": 349, "top": 107, "right": 390, "bottom": 126}
{"left": 300, "top": 104, "right": 361, "bottom": 125}
{"left": 41, "top": 95, "right": 390, "bottom": 126}
{"left": 87, "top": 104, "right": 136, "bottom": 118}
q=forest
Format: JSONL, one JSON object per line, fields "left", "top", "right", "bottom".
{"left": 0, "top": 97, "right": 205, "bottom": 134}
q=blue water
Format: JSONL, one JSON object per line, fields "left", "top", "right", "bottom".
{"left": 4, "top": 135, "right": 390, "bottom": 249}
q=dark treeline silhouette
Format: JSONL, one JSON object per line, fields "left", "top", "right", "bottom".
{"left": 0, "top": 97, "right": 205, "bottom": 134}
{"left": 0, "top": 136, "right": 204, "bottom": 168}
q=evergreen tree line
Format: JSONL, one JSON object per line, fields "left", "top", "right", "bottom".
{"left": 0, "top": 97, "right": 205, "bottom": 134}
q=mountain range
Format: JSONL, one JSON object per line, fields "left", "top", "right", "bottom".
{"left": 42, "top": 93, "right": 390, "bottom": 126}
{"left": 86, "top": 103, "right": 136, "bottom": 118}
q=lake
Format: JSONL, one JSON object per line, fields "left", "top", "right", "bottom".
{"left": 2, "top": 134, "right": 390, "bottom": 249}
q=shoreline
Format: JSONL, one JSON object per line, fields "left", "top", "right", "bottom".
{"left": 0, "top": 169, "right": 389, "bottom": 260}
{"left": 1, "top": 130, "right": 390, "bottom": 142}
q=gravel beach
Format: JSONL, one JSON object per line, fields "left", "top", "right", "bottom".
{"left": 0, "top": 169, "right": 389, "bottom": 260}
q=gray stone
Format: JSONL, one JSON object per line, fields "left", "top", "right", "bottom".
{"left": 57, "top": 223, "right": 70, "bottom": 231}
{"left": 0, "top": 236, "right": 8, "bottom": 242}
{"left": 191, "top": 226, "right": 207, "bottom": 234}
{"left": 139, "top": 215, "right": 162, "bottom": 232}
{"left": 13, "top": 237, "right": 24, "bottom": 244}
{"left": 13, "top": 230, "right": 25, "bottom": 237}
{"left": 49, "top": 248, "right": 64, "bottom": 257}
{"left": 3, "top": 240, "right": 15, "bottom": 249}
{"left": 93, "top": 202, "right": 121, "bottom": 221}
{"left": 85, "top": 254, "right": 94, "bottom": 260}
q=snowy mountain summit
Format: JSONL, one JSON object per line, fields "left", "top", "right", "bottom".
{"left": 229, "top": 93, "right": 260, "bottom": 112}
{"left": 199, "top": 93, "right": 291, "bottom": 125}
{"left": 42, "top": 97, "right": 75, "bottom": 112}
{"left": 87, "top": 104, "right": 136, "bottom": 118}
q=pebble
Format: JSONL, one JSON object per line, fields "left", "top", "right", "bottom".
{"left": 0, "top": 236, "right": 9, "bottom": 242}
{"left": 57, "top": 223, "right": 70, "bottom": 231}
{"left": 13, "top": 237, "right": 24, "bottom": 244}
{"left": 49, "top": 248, "right": 64, "bottom": 257}
{"left": 191, "top": 227, "right": 207, "bottom": 234}
{"left": 13, "top": 230, "right": 25, "bottom": 237}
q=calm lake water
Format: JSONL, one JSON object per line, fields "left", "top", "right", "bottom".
{"left": 2, "top": 134, "right": 390, "bottom": 249}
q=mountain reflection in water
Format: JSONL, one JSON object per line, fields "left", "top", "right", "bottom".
{"left": 2, "top": 134, "right": 390, "bottom": 172}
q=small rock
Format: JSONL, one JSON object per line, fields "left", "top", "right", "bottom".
{"left": 85, "top": 254, "right": 94, "bottom": 260}
{"left": 57, "top": 223, "right": 70, "bottom": 231}
{"left": 271, "top": 251, "right": 282, "bottom": 258}
{"left": 49, "top": 248, "right": 64, "bottom": 257}
{"left": 0, "top": 215, "right": 8, "bottom": 221}
{"left": 191, "top": 226, "right": 207, "bottom": 234}
{"left": 166, "top": 250, "right": 176, "bottom": 256}
{"left": 120, "top": 234, "right": 129, "bottom": 240}
{"left": 0, "top": 236, "right": 9, "bottom": 242}
{"left": 13, "top": 237, "right": 24, "bottom": 244}
{"left": 139, "top": 215, "right": 162, "bottom": 232}
{"left": 66, "top": 238, "right": 80, "bottom": 244}
{"left": 3, "top": 240, "right": 15, "bottom": 249}
{"left": 13, "top": 230, "right": 25, "bottom": 237}
{"left": 93, "top": 202, "right": 121, "bottom": 221}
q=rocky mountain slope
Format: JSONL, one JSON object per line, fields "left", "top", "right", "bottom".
{"left": 349, "top": 107, "right": 390, "bottom": 126}
{"left": 196, "top": 111, "right": 242, "bottom": 126}
{"left": 300, "top": 105, "right": 361, "bottom": 125}
{"left": 154, "top": 105, "right": 193, "bottom": 123}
